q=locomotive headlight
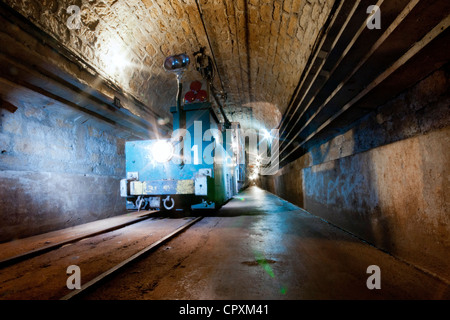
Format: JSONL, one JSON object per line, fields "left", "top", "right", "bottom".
{"left": 152, "top": 140, "right": 174, "bottom": 163}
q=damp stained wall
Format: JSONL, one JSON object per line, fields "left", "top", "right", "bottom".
{"left": 260, "top": 66, "right": 450, "bottom": 283}
{"left": 0, "top": 94, "right": 127, "bottom": 242}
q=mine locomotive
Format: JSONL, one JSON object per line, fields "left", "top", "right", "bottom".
{"left": 120, "top": 53, "right": 246, "bottom": 211}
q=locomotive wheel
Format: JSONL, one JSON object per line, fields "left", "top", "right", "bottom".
{"left": 162, "top": 196, "right": 175, "bottom": 210}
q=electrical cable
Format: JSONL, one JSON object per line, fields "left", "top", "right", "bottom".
{"left": 194, "top": 0, "right": 227, "bottom": 97}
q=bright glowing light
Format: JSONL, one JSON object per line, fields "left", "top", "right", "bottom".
{"left": 157, "top": 117, "right": 170, "bottom": 126}
{"left": 152, "top": 140, "right": 174, "bottom": 163}
{"left": 262, "top": 129, "right": 271, "bottom": 140}
{"left": 111, "top": 52, "right": 128, "bottom": 70}
{"left": 250, "top": 172, "right": 259, "bottom": 180}
{"left": 101, "top": 39, "right": 130, "bottom": 76}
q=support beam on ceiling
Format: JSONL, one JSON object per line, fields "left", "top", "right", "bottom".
{"left": 277, "top": 0, "right": 450, "bottom": 168}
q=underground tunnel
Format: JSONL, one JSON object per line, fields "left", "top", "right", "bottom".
{"left": 0, "top": 0, "right": 449, "bottom": 303}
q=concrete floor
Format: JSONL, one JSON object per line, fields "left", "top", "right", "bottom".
{"left": 82, "top": 186, "right": 449, "bottom": 300}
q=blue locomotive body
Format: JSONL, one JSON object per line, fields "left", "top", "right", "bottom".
{"left": 120, "top": 102, "right": 246, "bottom": 211}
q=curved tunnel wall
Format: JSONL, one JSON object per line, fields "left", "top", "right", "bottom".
{"left": 0, "top": 95, "right": 127, "bottom": 242}
{"left": 260, "top": 66, "right": 450, "bottom": 283}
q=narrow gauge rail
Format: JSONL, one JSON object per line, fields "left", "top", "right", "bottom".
{"left": 61, "top": 216, "right": 203, "bottom": 300}
{"left": 0, "top": 211, "right": 157, "bottom": 269}
{"left": 0, "top": 214, "right": 202, "bottom": 300}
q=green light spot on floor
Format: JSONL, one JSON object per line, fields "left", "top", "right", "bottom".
{"left": 280, "top": 286, "right": 287, "bottom": 295}
{"left": 254, "top": 251, "right": 275, "bottom": 278}
{"left": 253, "top": 251, "right": 287, "bottom": 295}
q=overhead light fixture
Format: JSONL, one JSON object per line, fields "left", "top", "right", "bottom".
{"left": 164, "top": 53, "right": 191, "bottom": 116}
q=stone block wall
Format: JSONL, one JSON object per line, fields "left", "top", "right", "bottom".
{"left": 0, "top": 94, "right": 127, "bottom": 242}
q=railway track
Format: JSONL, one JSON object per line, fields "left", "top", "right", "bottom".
{"left": 0, "top": 213, "right": 203, "bottom": 300}
{"left": 61, "top": 216, "right": 203, "bottom": 300}
{"left": 0, "top": 211, "right": 157, "bottom": 269}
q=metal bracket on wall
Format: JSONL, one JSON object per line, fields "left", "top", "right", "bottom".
{"left": 0, "top": 97, "right": 18, "bottom": 113}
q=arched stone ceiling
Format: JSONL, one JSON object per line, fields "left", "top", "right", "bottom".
{"left": 3, "top": 0, "right": 335, "bottom": 130}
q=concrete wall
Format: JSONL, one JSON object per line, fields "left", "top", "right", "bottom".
{"left": 0, "top": 93, "right": 127, "bottom": 242}
{"left": 260, "top": 66, "right": 450, "bottom": 283}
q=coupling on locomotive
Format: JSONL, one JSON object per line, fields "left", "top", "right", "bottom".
{"left": 120, "top": 52, "right": 247, "bottom": 212}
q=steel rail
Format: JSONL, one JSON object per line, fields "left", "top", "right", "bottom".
{"left": 0, "top": 211, "right": 157, "bottom": 269}
{"left": 60, "top": 216, "right": 203, "bottom": 300}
